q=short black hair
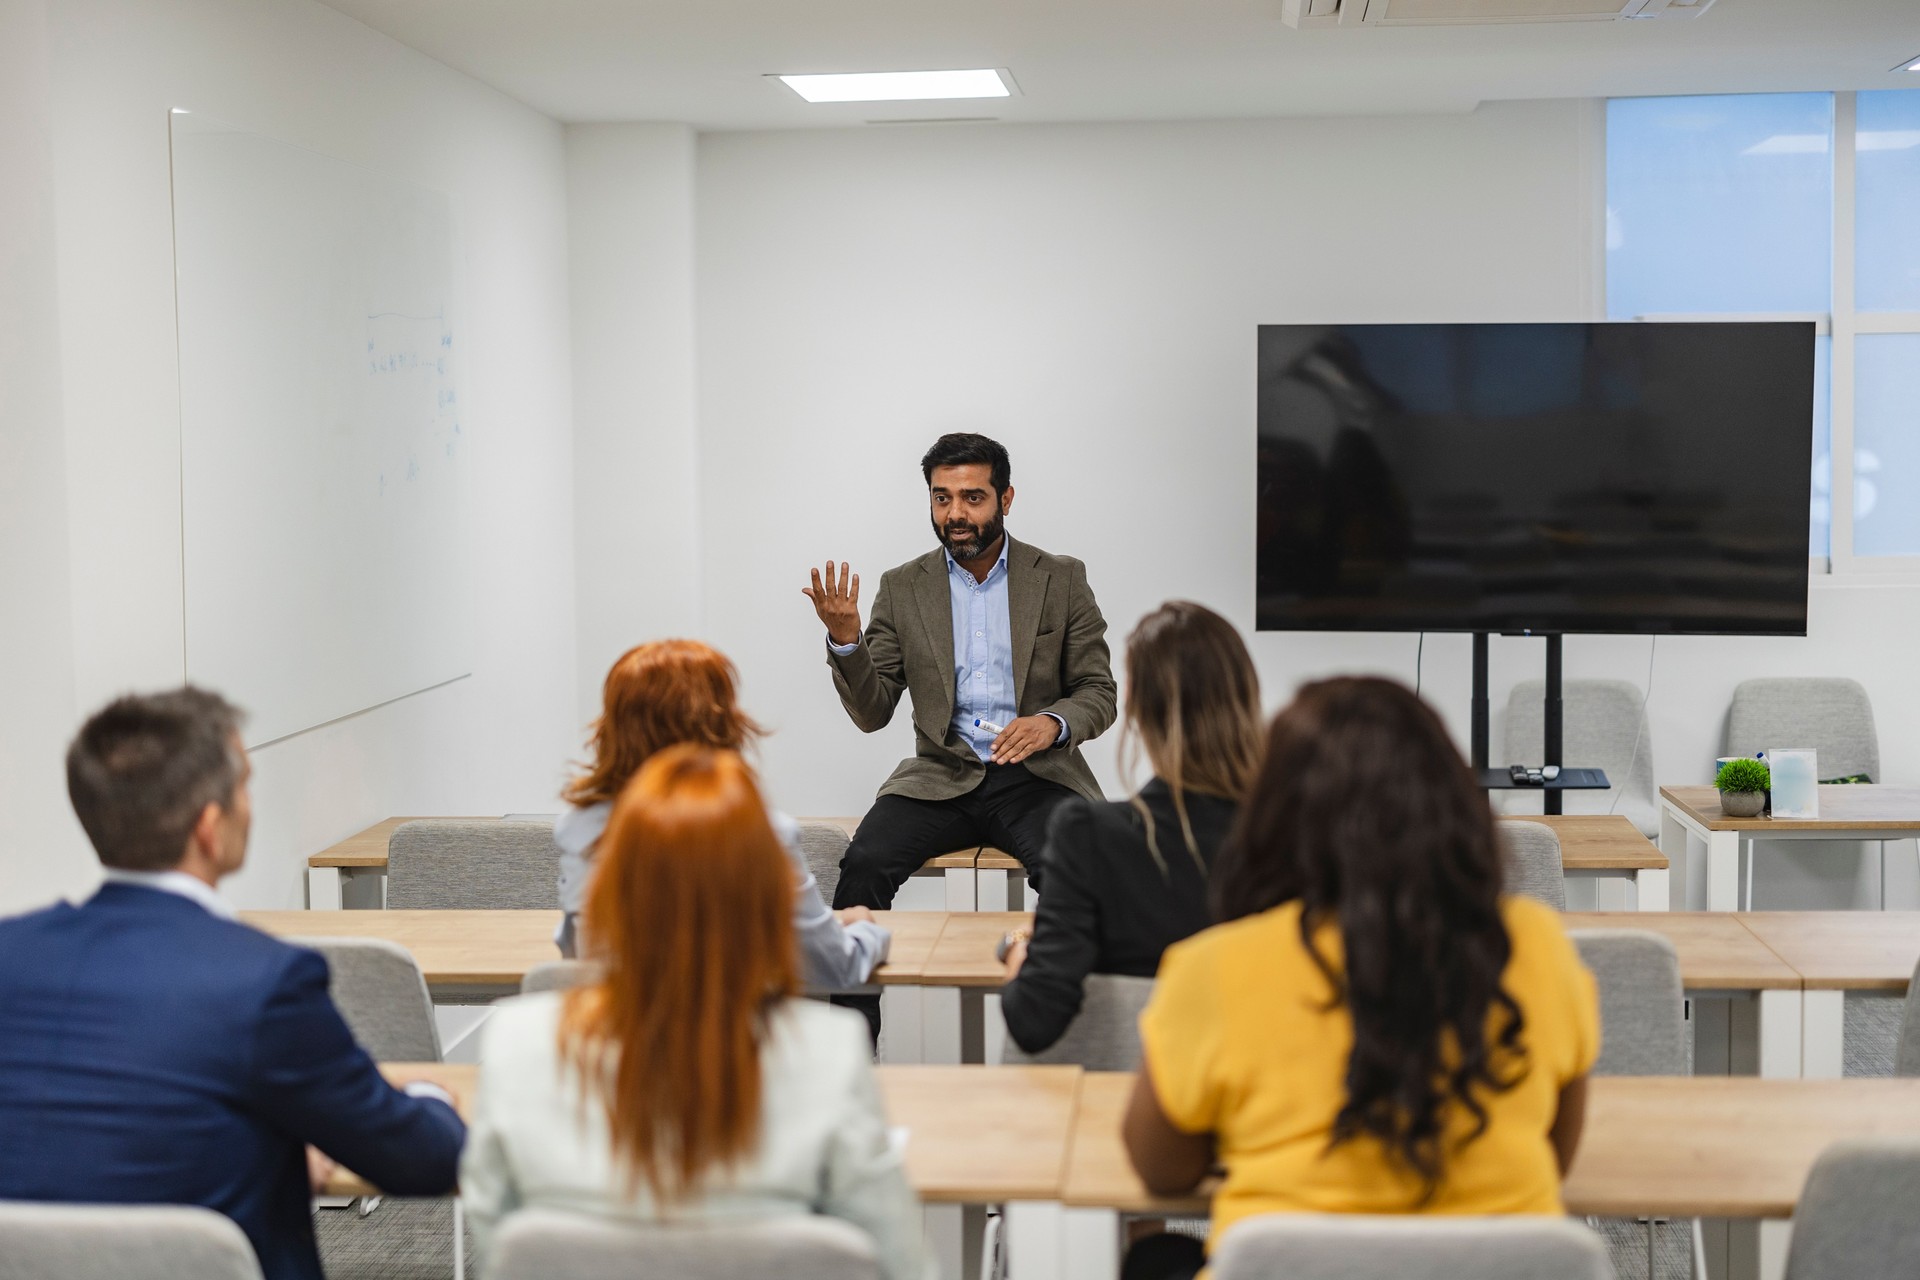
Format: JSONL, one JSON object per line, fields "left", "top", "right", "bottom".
{"left": 66, "top": 686, "right": 246, "bottom": 871}
{"left": 921, "top": 433, "right": 1011, "bottom": 495}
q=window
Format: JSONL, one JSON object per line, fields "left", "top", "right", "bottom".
{"left": 1607, "top": 89, "right": 1920, "bottom": 569}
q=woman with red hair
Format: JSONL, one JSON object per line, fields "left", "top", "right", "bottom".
{"left": 465, "top": 747, "right": 930, "bottom": 1277}
{"left": 554, "top": 639, "right": 887, "bottom": 986}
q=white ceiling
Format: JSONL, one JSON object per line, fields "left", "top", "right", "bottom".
{"left": 316, "top": 0, "right": 1920, "bottom": 130}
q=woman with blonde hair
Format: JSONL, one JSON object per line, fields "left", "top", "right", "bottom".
{"left": 555, "top": 638, "right": 887, "bottom": 986}
{"left": 465, "top": 747, "right": 930, "bottom": 1277}
{"left": 999, "top": 601, "right": 1263, "bottom": 1055}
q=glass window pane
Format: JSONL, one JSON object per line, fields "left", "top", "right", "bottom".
{"left": 1856, "top": 90, "right": 1920, "bottom": 312}
{"left": 1853, "top": 334, "right": 1920, "bottom": 556}
{"left": 1810, "top": 334, "right": 1831, "bottom": 558}
{"left": 1606, "top": 94, "right": 1833, "bottom": 319}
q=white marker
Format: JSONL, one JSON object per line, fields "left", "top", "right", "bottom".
{"left": 974, "top": 717, "right": 1006, "bottom": 735}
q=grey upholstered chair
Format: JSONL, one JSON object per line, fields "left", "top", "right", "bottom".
{"left": 795, "top": 822, "right": 852, "bottom": 906}
{"left": 521, "top": 960, "right": 598, "bottom": 996}
{"left": 1895, "top": 954, "right": 1920, "bottom": 1077}
{"left": 480, "top": 1207, "right": 880, "bottom": 1280}
{"left": 1783, "top": 1137, "right": 1920, "bottom": 1280}
{"left": 1503, "top": 678, "right": 1657, "bottom": 837}
{"left": 387, "top": 819, "right": 560, "bottom": 910}
{"left": 1725, "top": 677, "right": 1880, "bottom": 781}
{"left": 1499, "top": 821, "right": 1566, "bottom": 911}
{"left": 293, "top": 936, "right": 441, "bottom": 1062}
{"left": 1208, "top": 1214, "right": 1611, "bottom": 1280}
{"left": 1725, "top": 677, "right": 1893, "bottom": 908}
{"left": 1570, "top": 929, "right": 1691, "bottom": 1280}
{"left": 0, "top": 1202, "right": 264, "bottom": 1280}
{"left": 999, "top": 973, "right": 1156, "bottom": 1071}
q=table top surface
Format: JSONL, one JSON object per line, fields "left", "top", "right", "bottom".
{"left": 1736, "top": 912, "right": 1920, "bottom": 992}
{"left": 1062, "top": 1072, "right": 1920, "bottom": 1220}
{"left": 245, "top": 909, "right": 939, "bottom": 987}
{"left": 922, "top": 911, "right": 1032, "bottom": 987}
{"left": 310, "top": 816, "right": 978, "bottom": 871}
{"left": 1562, "top": 912, "right": 1803, "bottom": 990}
{"left": 350, "top": 1063, "right": 1079, "bottom": 1204}
{"left": 1662, "top": 784, "right": 1920, "bottom": 832}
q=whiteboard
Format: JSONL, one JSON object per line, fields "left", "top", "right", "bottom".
{"left": 170, "top": 112, "right": 469, "bottom": 747}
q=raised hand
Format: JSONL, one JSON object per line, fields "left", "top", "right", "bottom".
{"left": 802, "top": 560, "right": 862, "bottom": 647}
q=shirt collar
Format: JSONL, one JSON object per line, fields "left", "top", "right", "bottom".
{"left": 101, "top": 867, "right": 237, "bottom": 920}
{"left": 944, "top": 535, "right": 1010, "bottom": 584}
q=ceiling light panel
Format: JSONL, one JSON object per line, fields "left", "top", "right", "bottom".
{"left": 775, "top": 69, "right": 1011, "bottom": 103}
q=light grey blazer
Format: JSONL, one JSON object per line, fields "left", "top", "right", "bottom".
{"left": 460, "top": 993, "right": 934, "bottom": 1280}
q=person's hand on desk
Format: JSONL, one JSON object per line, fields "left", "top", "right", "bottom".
{"left": 990, "top": 716, "right": 1059, "bottom": 765}
{"left": 1000, "top": 931, "right": 1030, "bottom": 981}
{"left": 306, "top": 1146, "right": 337, "bottom": 1195}
{"left": 803, "top": 560, "right": 863, "bottom": 648}
{"left": 835, "top": 905, "right": 875, "bottom": 926}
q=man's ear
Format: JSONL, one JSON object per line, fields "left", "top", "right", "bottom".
{"left": 1000, "top": 484, "right": 1015, "bottom": 516}
{"left": 187, "top": 800, "right": 223, "bottom": 858}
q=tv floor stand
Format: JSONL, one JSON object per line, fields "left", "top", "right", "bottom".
{"left": 1469, "top": 632, "right": 1609, "bottom": 815}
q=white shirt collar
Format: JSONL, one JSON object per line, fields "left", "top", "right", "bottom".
{"left": 101, "top": 867, "right": 238, "bottom": 920}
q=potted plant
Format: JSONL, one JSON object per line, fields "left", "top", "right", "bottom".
{"left": 1715, "top": 757, "right": 1770, "bottom": 818}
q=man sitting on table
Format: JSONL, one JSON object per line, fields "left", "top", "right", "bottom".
{"left": 0, "top": 687, "right": 465, "bottom": 1280}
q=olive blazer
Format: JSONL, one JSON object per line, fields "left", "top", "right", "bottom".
{"left": 827, "top": 536, "right": 1116, "bottom": 803}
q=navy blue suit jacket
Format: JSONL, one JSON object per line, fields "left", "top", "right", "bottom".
{"left": 0, "top": 883, "right": 466, "bottom": 1280}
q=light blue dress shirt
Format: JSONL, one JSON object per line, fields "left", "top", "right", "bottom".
{"left": 830, "top": 538, "right": 1064, "bottom": 761}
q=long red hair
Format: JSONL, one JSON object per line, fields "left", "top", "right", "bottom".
{"left": 565, "top": 640, "right": 765, "bottom": 808}
{"left": 559, "top": 745, "right": 798, "bottom": 1201}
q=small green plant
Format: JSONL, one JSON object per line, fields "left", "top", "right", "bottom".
{"left": 1716, "top": 758, "right": 1771, "bottom": 794}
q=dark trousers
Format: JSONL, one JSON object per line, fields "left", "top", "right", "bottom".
{"left": 830, "top": 762, "right": 1076, "bottom": 911}
{"left": 1121, "top": 1234, "right": 1206, "bottom": 1280}
{"left": 831, "top": 763, "right": 1076, "bottom": 1042}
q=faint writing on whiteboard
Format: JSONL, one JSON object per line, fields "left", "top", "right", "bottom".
{"left": 366, "top": 310, "right": 460, "bottom": 496}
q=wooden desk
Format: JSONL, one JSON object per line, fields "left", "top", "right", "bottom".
{"left": 247, "top": 909, "right": 937, "bottom": 991}
{"left": 344, "top": 1062, "right": 1080, "bottom": 1209}
{"left": 1660, "top": 784, "right": 1920, "bottom": 911}
{"left": 310, "top": 817, "right": 985, "bottom": 911}
{"left": 1562, "top": 912, "right": 1800, "bottom": 992}
{"left": 1737, "top": 911, "right": 1920, "bottom": 993}
{"left": 1058, "top": 1072, "right": 1920, "bottom": 1280}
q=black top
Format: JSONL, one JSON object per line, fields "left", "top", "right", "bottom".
{"left": 1000, "top": 778, "right": 1238, "bottom": 1055}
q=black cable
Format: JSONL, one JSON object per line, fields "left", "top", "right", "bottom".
{"left": 1415, "top": 632, "right": 1426, "bottom": 697}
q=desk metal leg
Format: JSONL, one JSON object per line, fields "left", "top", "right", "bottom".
{"left": 1706, "top": 831, "right": 1741, "bottom": 913}
{"left": 977, "top": 867, "right": 1009, "bottom": 914}
{"left": 1800, "top": 990, "right": 1844, "bottom": 1079}
{"left": 946, "top": 868, "right": 978, "bottom": 911}
{"left": 1062, "top": 1207, "right": 1124, "bottom": 1280}
{"left": 1635, "top": 867, "right": 1670, "bottom": 912}
{"left": 1757, "top": 990, "right": 1804, "bottom": 1078}
{"left": 1660, "top": 804, "right": 1694, "bottom": 908}
{"left": 1004, "top": 1202, "right": 1063, "bottom": 1280}
{"left": 308, "top": 867, "right": 343, "bottom": 910}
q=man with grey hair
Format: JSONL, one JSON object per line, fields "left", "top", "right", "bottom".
{"left": 0, "top": 687, "right": 465, "bottom": 1280}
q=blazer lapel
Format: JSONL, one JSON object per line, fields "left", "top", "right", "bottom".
{"left": 1007, "top": 537, "right": 1050, "bottom": 709}
{"left": 914, "top": 550, "right": 956, "bottom": 724}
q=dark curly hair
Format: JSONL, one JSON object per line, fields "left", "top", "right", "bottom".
{"left": 1211, "top": 676, "right": 1528, "bottom": 1192}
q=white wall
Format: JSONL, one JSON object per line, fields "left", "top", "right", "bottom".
{"left": 696, "top": 102, "right": 1605, "bottom": 815}
{"left": 566, "top": 123, "right": 703, "bottom": 723}
{"left": 693, "top": 104, "right": 1920, "bottom": 910}
{"left": 0, "top": 0, "right": 85, "bottom": 914}
{"left": 33, "top": 0, "right": 579, "bottom": 909}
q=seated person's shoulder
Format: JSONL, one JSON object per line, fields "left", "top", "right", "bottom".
{"left": 769, "top": 997, "right": 876, "bottom": 1073}
{"left": 1497, "top": 895, "right": 1574, "bottom": 953}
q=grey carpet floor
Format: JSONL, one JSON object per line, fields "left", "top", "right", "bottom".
{"left": 313, "top": 994, "right": 1907, "bottom": 1280}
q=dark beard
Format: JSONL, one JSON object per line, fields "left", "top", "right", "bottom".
{"left": 934, "top": 507, "right": 1005, "bottom": 562}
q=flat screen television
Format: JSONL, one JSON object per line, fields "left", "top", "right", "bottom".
{"left": 1256, "top": 322, "right": 1815, "bottom": 636}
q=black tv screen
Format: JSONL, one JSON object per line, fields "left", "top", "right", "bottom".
{"left": 1256, "top": 322, "right": 1814, "bottom": 636}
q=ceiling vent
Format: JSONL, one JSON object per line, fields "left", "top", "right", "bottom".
{"left": 1281, "top": 0, "right": 1715, "bottom": 27}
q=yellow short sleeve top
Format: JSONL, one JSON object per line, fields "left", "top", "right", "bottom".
{"left": 1138, "top": 896, "right": 1599, "bottom": 1255}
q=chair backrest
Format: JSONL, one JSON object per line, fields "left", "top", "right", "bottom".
{"left": 291, "top": 936, "right": 441, "bottom": 1062}
{"left": 481, "top": 1207, "right": 880, "bottom": 1280}
{"left": 1570, "top": 929, "right": 1686, "bottom": 1076}
{"left": 795, "top": 822, "right": 851, "bottom": 906}
{"left": 1503, "top": 678, "right": 1657, "bottom": 836}
{"left": 999, "top": 974, "right": 1155, "bottom": 1071}
{"left": 1498, "top": 821, "right": 1566, "bottom": 911}
{"left": 388, "top": 819, "right": 561, "bottom": 910}
{"left": 0, "top": 1202, "right": 265, "bottom": 1280}
{"left": 1896, "top": 954, "right": 1920, "bottom": 1076}
{"left": 521, "top": 960, "right": 599, "bottom": 996}
{"left": 1210, "top": 1213, "right": 1611, "bottom": 1280}
{"left": 1783, "top": 1137, "right": 1920, "bottom": 1280}
{"left": 1725, "top": 677, "right": 1880, "bottom": 782}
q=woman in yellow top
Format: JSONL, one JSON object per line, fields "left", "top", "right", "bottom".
{"left": 1123, "top": 677, "right": 1600, "bottom": 1280}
